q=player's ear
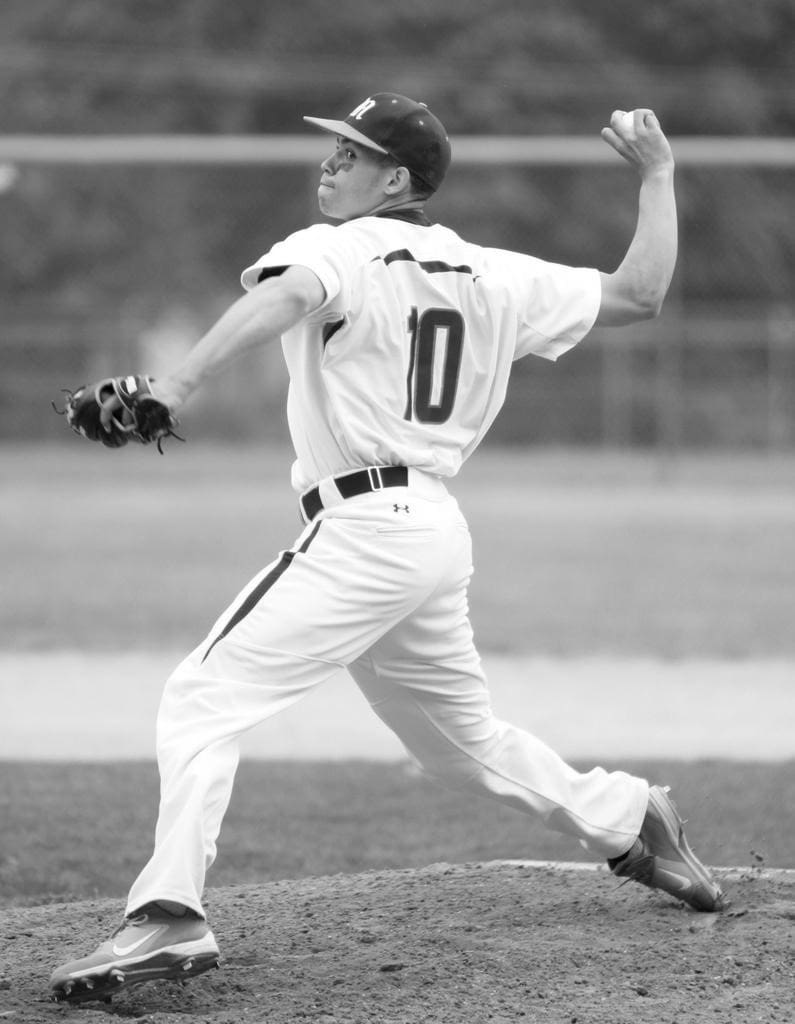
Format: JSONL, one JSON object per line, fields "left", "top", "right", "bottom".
{"left": 384, "top": 164, "right": 413, "bottom": 196}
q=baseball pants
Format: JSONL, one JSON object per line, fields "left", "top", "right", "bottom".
{"left": 126, "top": 470, "right": 649, "bottom": 918}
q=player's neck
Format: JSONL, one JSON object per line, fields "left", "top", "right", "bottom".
{"left": 351, "top": 196, "right": 429, "bottom": 222}
{"left": 374, "top": 208, "right": 432, "bottom": 226}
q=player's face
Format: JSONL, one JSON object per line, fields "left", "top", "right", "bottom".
{"left": 317, "top": 138, "right": 397, "bottom": 220}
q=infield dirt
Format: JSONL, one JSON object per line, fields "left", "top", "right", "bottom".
{"left": 2, "top": 861, "right": 793, "bottom": 1024}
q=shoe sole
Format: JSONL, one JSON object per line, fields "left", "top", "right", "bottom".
{"left": 646, "top": 785, "right": 726, "bottom": 911}
{"left": 51, "top": 941, "right": 220, "bottom": 1003}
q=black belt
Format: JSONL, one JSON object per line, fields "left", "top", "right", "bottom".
{"left": 300, "top": 466, "right": 409, "bottom": 521}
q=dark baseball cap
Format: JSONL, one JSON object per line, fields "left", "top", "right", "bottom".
{"left": 304, "top": 92, "right": 451, "bottom": 193}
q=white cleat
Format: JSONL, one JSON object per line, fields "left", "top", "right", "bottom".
{"left": 609, "top": 785, "right": 726, "bottom": 912}
{"left": 50, "top": 904, "right": 220, "bottom": 1003}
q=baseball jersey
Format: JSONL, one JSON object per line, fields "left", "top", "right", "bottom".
{"left": 241, "top": 213, "right": 600, "bottom": 492}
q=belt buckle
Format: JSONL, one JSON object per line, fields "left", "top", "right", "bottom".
{"left": 367, "top": 466, "right": 384, "bottom": 491}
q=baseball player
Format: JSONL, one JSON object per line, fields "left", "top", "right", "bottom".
{"left": 50, "top": 93, "right": 724, "bottom": 1004}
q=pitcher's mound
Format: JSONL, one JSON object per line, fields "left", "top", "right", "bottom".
{"left": 4, "top": 861, "right": 791, "bottom": 1023}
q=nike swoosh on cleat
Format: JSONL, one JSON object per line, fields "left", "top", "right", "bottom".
{"left": 112, "top": 926, "right": 167, "bottom": 957}
{"left": 657, "top": 870, "right": 693, "bottom": 893}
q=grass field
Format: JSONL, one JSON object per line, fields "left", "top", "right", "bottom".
{"left": 4, "top": 441, "right": 795, "bottom": 657}
{"left": 1, "top": 758, "right": 793, "bottom": 908}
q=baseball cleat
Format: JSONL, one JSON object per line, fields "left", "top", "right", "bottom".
{"left": 49, "top": 903, "right": 220, "bottom": 1003}
{"left": 608, "top": 785, "right": 726, "bottom": 912}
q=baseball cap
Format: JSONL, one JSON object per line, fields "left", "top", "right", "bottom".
{"left": 303, "top": 92, "right": 451, "bottom": 193}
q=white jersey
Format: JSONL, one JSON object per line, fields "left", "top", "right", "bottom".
{"left": 241, "top": 213, "right": 600, "bottom": 492}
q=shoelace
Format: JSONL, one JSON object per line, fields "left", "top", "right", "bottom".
{"left": 110, "top": 912, "right": 149, "bottom": 938}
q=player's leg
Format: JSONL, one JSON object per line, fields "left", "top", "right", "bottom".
{"left": 127, "top": 509, "right": 457, "bottom": 917}
{"left": 348, "top": 516, "right": 723, "bottom": 910}
{"left": 349, "top": 507, "right": 647, "bottom": 855}
{"left": 351, "top": 636, "right": 723, "bottom": 909}
{"left": 52, "top": 509, "right": 456, "bottom": 999}
{"left": 350, "top": 623, "right": 648, "bottom": 858}
{"left": 51, "top": 491, "right": 471, "bottom": 1002}
{"left": 51, "top": 521, "right": 337, "bottom": 1001}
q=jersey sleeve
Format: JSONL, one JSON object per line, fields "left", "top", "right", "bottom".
{"left": 240, "top": 224, "right": 349, "bottom": 312}
{"left": 484, "top": 249, "right": 602, "bottom": 362}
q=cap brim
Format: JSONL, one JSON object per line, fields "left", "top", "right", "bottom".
{"left": 303, "top": 116, "right": 389, "bottom": 155}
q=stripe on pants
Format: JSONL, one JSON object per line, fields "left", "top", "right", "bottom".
{"left": 200, "top": 522, "right": 322, "bottom": 664}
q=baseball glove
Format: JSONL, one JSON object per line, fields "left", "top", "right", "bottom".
{"left": 55, "top": 375, "right": 182, "bottom": 452}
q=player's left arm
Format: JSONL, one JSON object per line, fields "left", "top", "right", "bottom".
{"left": 595, "top": 109, "right": 677, "bottom": 327}
{"left": 109, "top": 265, "right": 325, "bottom": 423}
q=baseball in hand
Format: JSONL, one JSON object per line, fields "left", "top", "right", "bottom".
{"left": 618, "top": 110, "right": 635, "bottom": 131}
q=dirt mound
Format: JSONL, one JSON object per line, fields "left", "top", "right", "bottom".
{"left": 2, "top": 862, "right": 792, "bottom": 1024}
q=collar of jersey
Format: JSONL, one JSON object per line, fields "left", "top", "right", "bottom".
{"left": 373, "top": 209, "right": 432, "bottom": 227}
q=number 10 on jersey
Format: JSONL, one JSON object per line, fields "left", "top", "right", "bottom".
{"left": 403, "top": 306, "right": 465, "bottom": 424}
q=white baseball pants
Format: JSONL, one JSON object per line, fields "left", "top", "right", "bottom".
{"left": 126, "top": 470, "right": 648, "bottom": 918}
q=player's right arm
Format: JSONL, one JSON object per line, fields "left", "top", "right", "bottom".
{"left": 150, "top": 265, "right": 325, "bottom": 413}
{"left": 595, "top": 109, "right": 677, "bottom": 327}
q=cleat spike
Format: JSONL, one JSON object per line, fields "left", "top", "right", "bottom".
{"left": 182, "top": 959, "right": 194, "bottom": 971}
{"left": 84, "top": 979, "right": 95, "bottom": 990}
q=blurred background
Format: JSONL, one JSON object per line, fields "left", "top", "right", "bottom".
{"left": 1, "top": 0, "right": 793, "bottom": 449}
{"left": 1, "top": 4, "right": 794, "bottom": 918}
{"left": 1, "top": 1, "right": 794, "bottom": 767}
